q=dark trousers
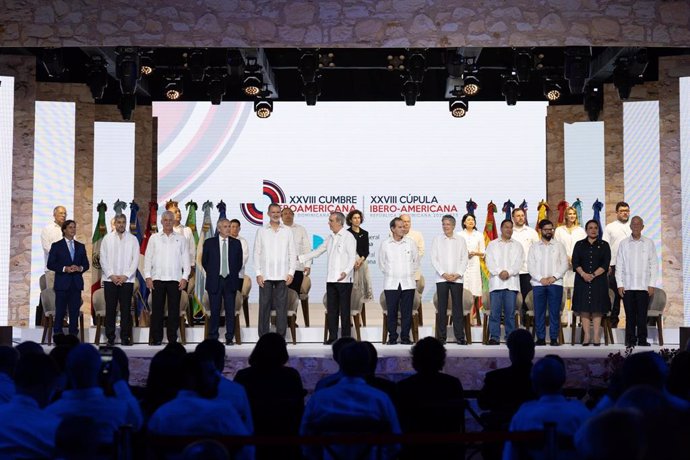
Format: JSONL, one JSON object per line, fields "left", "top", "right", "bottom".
{"left": 104, "top": 281, "right": 134, "bottom": 342}
{"left": 385, "top": 285, "right": 415, "bottom": 343}
{"left": 54, "top": 287, "right": 81, "bottom": 335}
{"left": 208, "top": 276, "right": 237, "bottom": 342}
{"left": 623, "top": 290, "right": 649, "bottom": 344}
{"left": 533, "top": 284, "right": 563, "bottom": 341}
{"left": 518, "top": 273, "right": 532, "bottom": 320}
{"left": 326, "top": 282, "right": 353, "bottom": 341}
{"left": 151, "top": 280, "right": 181, "bottom": 343}
{"left": 258, "top": 280, "right": 287, "bottom": 338}
{"left": 287, "top": 270, "right": 304, "bottom": 294}
{"left": 608, "top": 266, "right": 621, "bottom": 325}
{"left": 435, "top": 282, "right": 464, "bottom": 341}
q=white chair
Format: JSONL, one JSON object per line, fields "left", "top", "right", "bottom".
{"left": 647, "top": 287, "right": 667, "bottom": 346}
{"left": 201, "top": 290, "right": 243, "bottom": 344}
{"left": 321, "top": 287, "right": 365, "bottom": 342}
{"left": 432, "top": 289, "right": 473, "bottom": 343}
{"left": 379, "top": 291, "right": 421, "bottom": 343}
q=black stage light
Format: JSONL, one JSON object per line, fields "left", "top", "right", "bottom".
{"left": 302, "top": 81, "right": 320, "bottom": 106}
{"left": 564, "top": 47, "right": 591, "bottom": 95}
{"left": 449, "top": 97, "right": 468, "bottom": 118}
{"left": 254, "top": 99, "right": 273, "bottom": 118}
{"left": 116, "top": 47, "right": 140, "bottom": 95}
{"left": 163, "top": 75, "right": 183, "bottom": 100}
{"left": 299, "top": 51, "right": 319, "bottom": 84}
{"left": 583, "top": 83, "right": 603, "bottom": 121}
{"left": 463, "top": 74, "right": 481, "bottom": 96}
{"left": 502, "top": 72, "right": 519, "bottom": 106}
{"left": 242, "top": 58, "right": 263, "bottom": 96}
{"left": 407, "top": 52, "right": 426, "bottom": 83}
{"left": 207, "top": 71, "right": 226, "bottom": 105}
{"left": 515, "top": 50, "right": 533, "bottom": 82}
{"left": 187, "top": 50, "right": 207, "bottom": 82}
{"left": 445, "top": 50, "right": 464, "bottom": 78}
{"left": 613, "top": 60, "right": 633, "bottom": 100}
{"left": 86, "top": 55, "right": 108, "bottom": 100}
{"left": 41, "top": 48, "right": 66, "bottom": 78}
{"left": 401, "top": 80, "right": 420, "bottom": 106}
{"left": 543, "top": 80, "right": 562, "bottom": 102}
{"left": 118, "top": 94, "right": 136, "bottom": 121}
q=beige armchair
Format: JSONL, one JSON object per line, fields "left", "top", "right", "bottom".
{"left": 201, "top": 290, "right": 243, "bottom": 344}
{"left": 39, "top": 274, "right": 85, "bottom": 345}
{"left": 321, "top": 286, "right": 365, "bottom": 342}
{"left": 241, "top": 275, "right": 251, "bottom": 327}
{"left": 270, "top": 289, "right": 300, "bottom": 344}
{"left": 481, "top": 291, "right": 522, "bottom": 344}
{"left": 92, "top": 278, "right": 139, "bottom": 345}
{"left": 524, "top": 290, "right": 565, "bottom": 344}
{"left": 647, "top": 287, "right": 667, "bottom": 346}
{"left": 432, "top": 289, "right": 473, "bottom": 343}
{"left": 147, "top": 291, "right": 190, "bottom": 345}
{"left": 379, "top": 291, "right": 421, "bottom": 343}
{"left": 415, "top": 274, "right": 425, "bottom": 325}
{"left": 299, "top": 275, "right": 312, "bottom": 327}
{"left": 570, "top": 289, "right": 615, "bottom": 346}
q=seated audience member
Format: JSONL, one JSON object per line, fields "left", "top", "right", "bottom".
{"left": 575, "top": 409, "right": 646, "bottom": 460}
{"left": 234, "top": 333, "right": 305, "bottom": 460}
{"left": 195, "top": 339, "right": 253, "bottom": 433}
{"left": 363, "top": 341, "right": 396, "bottom": 400}
{"left": 0, "top": 345, "right": 19, "bottom": 402}
{"left": 314, "top": 336, "right": 357, "bottom": 392}
{"left": 0, "top": 353, "right": 61, "bottom": 459}
{"left": 148, "top": 354, "right": 254, "bottom": 459}
{"left": 503, "top": 357, "right": 590, "bottom": 460}
{"left": 396, "top": 337, "right": 465, "bottom": 459}
{"left": 668, "top": 351, "right": 690, "bottom": 402}
{"left": 478, "top": 329, "right": 536, "bottom": 460}
{"left": 46, "top": 344, "right": 143, "bottom": 443}
{"left": 300, "top": 341, "right": 401, "bottom": 460}
{"left": 141, "top": 346, "right": 186, "bottom": 420}
{"left": 14, "top": 340, "right": 45, "bottom": 357}
{"left": 55, "top": 415, "right": 102, "bottom": 460}
{"left": 182, "top": 440, "right": 232, "bottom": 460}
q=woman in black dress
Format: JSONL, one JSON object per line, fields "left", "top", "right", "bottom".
{"left": 346, "top": 209, "right": 373, "bottom": 300}
{"left": 572, "top": 219, "right": 611, "bottom": 345}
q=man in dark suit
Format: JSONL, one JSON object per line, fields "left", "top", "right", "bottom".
{"left": 202, "top": 218, "right": 243, "bottom": 344}
{"left": 47, "top": 220, "right": 89, "bottom": 336}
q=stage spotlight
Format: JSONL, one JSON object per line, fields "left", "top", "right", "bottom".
{"left": 116, "top": 47, "right": 140, "bottom": 95}
{"left": 449, "top": 97, "right": 468, "bottom": 118}
{"left": 163, "top": 76, "right": 183, "bottom": 100}
{"left": 445, "top": 50, "right": 464, "bottom": 78}
{"left": 85, "top": 56, "right": 108, "bottom": 100}
{"left": 502, "top": 72, "right": 519, "bottom": 106}
{"left": 118, "top": 94, "right": 136, "bottom": 121}
{"left": 407, "top": 52, "right": 426, "bottom": 83}
{"left": 302, "top": 81, "right": 320, "bottom": 106}
{"left": 207, "top": 71, "right": 226, "bottom": 105}
{"left": 242, "top": 57, "right": 263, "bottom": 96}
{"left": 462, "top": 74, "right": 481, "bottom": 96}
{"left": 401, "top": 80, "right": 420, "bottom": 106}
{"left": 41, "top": 48, "right": 66, "bottom": 78}
{"left": 187, "top": 50, "right": 207, "bottom": 82}
{"left": 543, "top": 80, "right": 562, "bottom": 102}
{"left": 299, "top": 50, "right": 319, "bottom": 84}
{"left": 564, "top": 47, "right": 591, "bottom": 95}
{"left": 583, "top": 83, "right": 603, "bottom": 121}
{"left": 139, "top": 50, "right": 155, "bottom": 76}
{"left": 254, "top": 99, "right": 273, "bottom": 118}
{"left": 515, "top": 50, "right": 533, "bottom": 82}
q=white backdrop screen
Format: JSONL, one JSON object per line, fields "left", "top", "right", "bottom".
{"left": 564, "top": 122, "right": 606, "bottom": 223}
{"left": 153, "top": 101, "right": 548, "bottom": 302}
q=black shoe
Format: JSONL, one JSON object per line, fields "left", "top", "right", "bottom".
{"left": 151, "top": 341, "right": 162, "bottom": 346}
{"left": 535, "top": 339, "right": 546, "bottom": 346}
{"left": 625, "top": 341, "right": 636, "bottom": 348}
{"left": 610, "top": 319, "right": 619, "bottom": 328}
{"left": 550, "top": 339, "right": 560, "bottom": 346}
{"left": 438, "top": 339, "right": 447, "bottom": 345}
{"left": 582, "top": 342, "right": 590, "bottom": 347}
{"left": 106, "top": 339, "right": 115, "bottom": 346}
{"left": 638, "top": 340, "right": 651, "bottom": 347}
{"left": 225, "top": 340, "right": 235, "bottom": 346}
{"left": 593, "top": 343, "right": 601, "bottom": 347}
{"left": 386, "top": 340, "right": 398, "bottom": 345}
{"left": 120, "top": 338, "right": 133, "bottom": 346}
{"left": 457, "top": 338, "right": 468, "bottom": 345}
{"left": 487, "top": 339, "right": 500, "bottom": 345}
{"left": 324, "top": 339, "right": 336, "bottom": 345}
{"left": 401, "top": 340, "right": 413, "bottom": 345}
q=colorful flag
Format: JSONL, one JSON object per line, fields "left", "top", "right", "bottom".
{"left": 556, "top": 200, "right": 569, "bottom": 226}
{"left": 141, "top": 201, "right": 159, "bottom": 256}
{"left": 536, "top": 199, "right": 549, "bottom": 230}
{"left": 480, "top": 201, "right": 498, "bottom": 294}
{"left": 519, "top": 199, "right": 529, "bottom": 226}
{"left": 572, "top": 198, "right": 583, "bottom": 227}
{"left": 502, "top": 200, "right": 514, "bottom": 221}
{"left": 113, "top": 199, "right": 127, "bottom": 216}
{"left": 129, "top": 201, "right": 148, "bottom": 317}
{"left": 185, "top": 200, "right": 200, "bottom": 246}
{"left": 91, "top": 200, "right": 108, "bottom": 319}
{"left": 465, "top": 198, "right": 477, "bottom": 217}
{"left": 592, "top": 199, "right": 604, "bottom": 239}
{"left": 194, "top": 201, "right": 215, "bottom": 318}
{"left": 215, "top": 200, "right": 227, "bottom": 236}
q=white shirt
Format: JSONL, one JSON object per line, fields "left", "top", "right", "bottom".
{"left": 174, "top": 224, "right": 197, "bottom": 267}
{"left": 100, "top": 230, "right": 140, "bottom": 283}
{"left": 554, "top": 225, "right": 587, "bottom": 258}
{"left": 41, "top": 221, "right": 63, "bottom": 269}
{"left": 511, "top": 225, "right": 539, "bottom": 274}
{"left": 299, "top": 228, "right": 357, "bottom": 283}
{"left": 485, "top": 238, "right": 524, "bottom": 292}
{"left": 527, "top": 239, "right": 569, "bottom": 287}
{"left": 405, "top": 229, "right": 425, "bottom": 280}
{"left": 431, "top": 233, "right": 469, "bottom": 284}
{"left": 288, "top": 223, "right": 312, "bottom": 272}
{"left": 253, "top": 223, "right": 296, "bottom": 281}
{"left": 603, "top": 220, "right": 632, "bottom": 265}
{"left": 234, "top": 235, "right": 249, "bottom": 279}
{"left": 144, "top": 231, "right": 191, "bottom": 281}
{"left": 378, "top": 236, "right": 419, "bottom": 290}
{"left": 615, "top": 235, "right": 658, "bottom": 290}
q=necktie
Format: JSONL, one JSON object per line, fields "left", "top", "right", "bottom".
{"left": 221, "top": 239, "right": 228, "bottom": 277}
{"left": 68, "top": 239, "right": 75, "bottom": 260}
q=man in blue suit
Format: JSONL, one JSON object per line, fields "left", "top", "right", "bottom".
{"left": 202, "top": 218, "right": 243, "bottom": 344}
{"left": 47, "top": 220, "right": 89, "bottom": 336}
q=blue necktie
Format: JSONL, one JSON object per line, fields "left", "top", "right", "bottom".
{"left": 68, "top": 239, "right": 75, "bottom": 260}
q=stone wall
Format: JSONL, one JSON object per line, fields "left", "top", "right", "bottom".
{"left": 2, "top": 0, "right": 690, "bottom": 48}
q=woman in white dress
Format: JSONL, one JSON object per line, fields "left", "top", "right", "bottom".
{"left": 554, "top": 206, "right": 587, "bottom": 293}
{"left": 459, "top": 213, "right": 485, "bottom": 325}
